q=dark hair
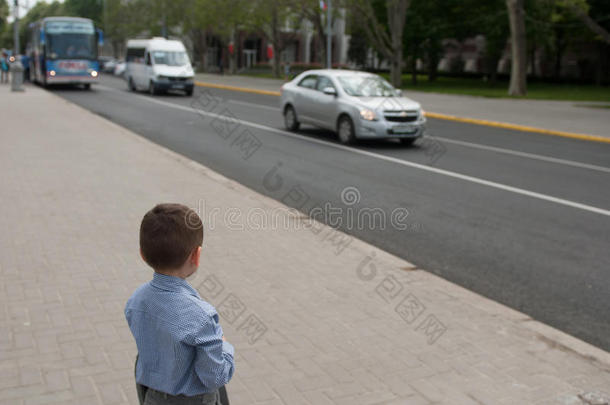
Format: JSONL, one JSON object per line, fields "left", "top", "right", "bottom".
{"left": 139, "top": 203, "right": 203, "bottom": 271}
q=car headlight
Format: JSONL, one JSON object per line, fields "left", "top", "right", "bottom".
{"left": 360, "top": 109, "right": 377, "bottom": 121}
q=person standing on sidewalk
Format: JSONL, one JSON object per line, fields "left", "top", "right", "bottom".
{"left": 0, "top": 52, "right": 9, "bottom": 84}
{"left": 125, "top": 203, "right": 235, "bottom": 405}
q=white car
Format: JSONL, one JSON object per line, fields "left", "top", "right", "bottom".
{"left": 102, "top": 58, "right": 117, "bottom": 73}
{"left": 113, "top": 61, "right": 126, "bottom": 76}
{"left": 280, "top": 69, "right": 426, "bottom": 145}
{"left": 124, "top": 37, "right": 194, "bottom": 96}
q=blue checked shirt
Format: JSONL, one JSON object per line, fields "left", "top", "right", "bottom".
{"left": 125, "top": 273, "right": 235, "bottom": 396}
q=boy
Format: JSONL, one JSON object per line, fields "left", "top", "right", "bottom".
{"left": 125, "top": 203, "right": 234, "bottom": 405}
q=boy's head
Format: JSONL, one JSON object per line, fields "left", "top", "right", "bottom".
{"left": 140, "top": 203, "right": 203, "bottom": 276}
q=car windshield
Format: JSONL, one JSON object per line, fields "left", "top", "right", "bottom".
{"left": 152, "top": 51, "right": 189, "bottom": 66}
{"left": 337, "top": 75, "right": 398, "bottom": 97}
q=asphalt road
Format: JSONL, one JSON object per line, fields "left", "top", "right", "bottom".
{"left": 52, "top": 74, "right": 610, "bottom": 351}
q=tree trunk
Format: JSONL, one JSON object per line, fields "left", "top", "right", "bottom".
{"left": 112, "top": 40, "right": 120, "bottom": 59}
{"left": 229, "top": 29, "right": 237, "bottom": 74}
{"left": 388, "top": 0, "right": 409, "bottom": 88}
{"left": 200, "top": 31, "right": 208, "bottom": 73}
{"left": 569, "top": 4, "right": 610, "bottom": 44}
{"left": 488, "top": 55, "right": 500, "bottom": 85}
{"left": 411, "top": 51, "right": 417, "bottom": 85}
{"left": 427, "top": 44, "right": 439, "bottom": 82}
{"left": 271, "top": 6, "right": 281, "bottom": 78}
{"left": 272, "top": 48, "right": 281, "bottom": 77}
{"left": 391, "top": 54, "right": 402, "bottom": 88}
{"left": 506, "top": 0, "right": 527, "bottom": 96}
{"left": 553, "top": 29, "right": 565, "bottom": 80}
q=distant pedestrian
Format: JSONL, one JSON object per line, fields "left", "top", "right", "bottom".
{"left": 125, "top": 203, "right": 234, "bottom": 405}
{"left": 284, "top": 61, "right": 290, "bottom": 81}
{"left": 0, "top": 52, "right": 9, "bottom": 84}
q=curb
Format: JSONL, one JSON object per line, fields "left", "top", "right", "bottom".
{"left": 194, "top": 79, "right": 609, "bottom": 144}
{"left": 424, "top": 111, "right": 610, "bottom": 144}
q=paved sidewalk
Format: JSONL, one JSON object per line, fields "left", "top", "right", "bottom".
{"left": 195, "top": 73, "right": 610, "bottom": 139}
{"left": 1, "top": 84, "right": 610, "bottom": 405}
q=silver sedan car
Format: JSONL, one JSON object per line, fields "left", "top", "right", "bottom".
{"left": 280, "top": 69, "right": 426, "bottom": 145}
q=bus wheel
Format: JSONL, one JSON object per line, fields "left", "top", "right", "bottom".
{"left": 83, "top": 84, "right": 91, "bottom": 90}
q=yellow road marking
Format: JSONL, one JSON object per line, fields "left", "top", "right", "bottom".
{"left": 195, "top": 81, "right": 281, "bottom": 97}
{"left": 424, "top": 112, "right": 610, "bottom": 144}
{"left": 194, "top": 80, "right": 610, "bottom": 144}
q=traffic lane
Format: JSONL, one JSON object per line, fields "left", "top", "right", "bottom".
{"left": 191, "top": 81, "right": 610, "bottom": 168}
{"left": 101, "top": 78, "right": 610, "bottom": 211}
{"left": 54, "top": 83, "right": 610, "bottom": 350}
{"left": 104, "top": 74, "right": 610, "bottom": 168}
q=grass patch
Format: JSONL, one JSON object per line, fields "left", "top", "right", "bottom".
{"left": 384, "top": 74, "right": 610, "bottom": 102}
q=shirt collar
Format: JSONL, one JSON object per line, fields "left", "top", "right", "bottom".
{"left": 151, "top": 272, "right": 200, "bottom": 298}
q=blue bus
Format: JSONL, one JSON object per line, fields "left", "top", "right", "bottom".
{"left": 28, "top": 17, "right": 101, "bottom": 89}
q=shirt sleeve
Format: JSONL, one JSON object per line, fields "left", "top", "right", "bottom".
{"left": 189, "top": 311, "right": 235, "bottom": 390}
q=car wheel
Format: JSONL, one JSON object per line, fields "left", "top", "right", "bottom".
{"left": 399, "top": 138, "right": 417, "bottom": 146}
{"left": 128, "top": 77, "right": 136, "bottom": 92}
{"left": 149, "top": 81, "right": 157, "bottom": 96}
{"left": 284, "top": 105, "right": 300, "bottom": 131}
{"left": 337, "top": 115, "right": 356, "bottom": 145}
{"left": 185, "top": 88, "right": 193, "bottom": 97}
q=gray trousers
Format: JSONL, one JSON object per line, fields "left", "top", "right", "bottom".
{"left": 143, "top": 388, "right": 220, "bottom": 405}
{"left": 135, "top": 356, "right": 229, "bottom": 405}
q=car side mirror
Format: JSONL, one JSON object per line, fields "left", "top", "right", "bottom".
{"left": 396, "top": 89, "right": 403, "bottom": 96}
{"left": 323, "top": 87, "right": 337, "bottom": 96}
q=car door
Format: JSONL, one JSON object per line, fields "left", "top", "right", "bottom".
{"left": 294, "top": 74, "right": 318, "bottom": 123}
{"left": 311, "top": 75, "right": 339, "bottom": 130}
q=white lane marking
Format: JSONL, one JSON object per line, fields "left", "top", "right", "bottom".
{"left": 197, "top": 94, "right": 610, "bottom": 175}
{"left": 430, "top": 136, "right": 610, "bottom": 174}
{"left": 96, "top": 84, "right": 610, "bottom": 217}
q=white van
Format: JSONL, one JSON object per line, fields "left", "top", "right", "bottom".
{"left": 125, "top": 37, "right": 194, "bottom": 96}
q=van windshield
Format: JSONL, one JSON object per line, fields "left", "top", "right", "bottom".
{"left": 152, "top": 51, "right": 189, "bottom": 66}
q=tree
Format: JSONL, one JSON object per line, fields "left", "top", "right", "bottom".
{"left": 16, "top": 1, "right": 65, "bottom": 53}
{"left": 249, "top": 0, "right": 300, "bottom": 77}
{"left": 347, "top": 25, "right": 369, "bottom": 68}
{"left": 0, "top": 0, "right": 8, "bottom": 46}
{"left": 476, "top": 0, "right": 510, "bottom": 84}
{"left": 0, "top": 0, "right": 8, "bottom": 27}
{"left": 506, "top": 0, "right": 527, "bottom": 95}
{"left": 300, "top": 0, "right": 339, "bottom": 66}
{"left": 561, "top": 0, "right": 610, "bottom": 43}
{"left": 103, "top": 0, "right": 144, "bottom": 58}
{"left": 64, "top": 0, "right": 102, "bottom": 24}
{"left": 353, "top": 0, "right": 411, "bottom": 87}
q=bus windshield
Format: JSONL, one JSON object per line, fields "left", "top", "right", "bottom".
{"left": 152, "top": 51, "right": 189, "bottom": 66}
{"left": 45, "top": 20, "right": 96, "bottom": 60}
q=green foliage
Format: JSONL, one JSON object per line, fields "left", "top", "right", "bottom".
{"left": 64, "top": 0, "right": 102, "bottom": 23}
{"left": 348, "top": 27, "right": 369, "bottom": 68}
